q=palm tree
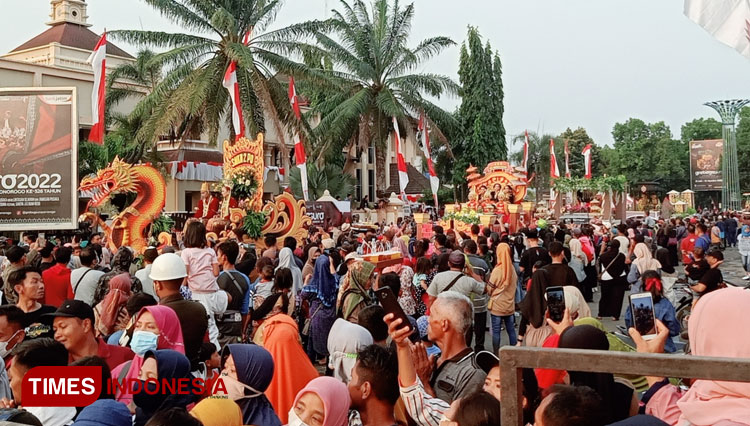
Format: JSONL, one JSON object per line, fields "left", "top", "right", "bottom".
{"left": 110, "top": 0, "right": 324, "bottom": 154}
{"left": 510, "top": 131, "right": 557, "bottom": 202}
{"left": 309, "top": 0, "right": 459, "bottom": 191}
{"left": 289, "top": 163, "right": 355, "bottom": 200}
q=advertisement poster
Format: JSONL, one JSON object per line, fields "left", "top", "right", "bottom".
{"left": 305, "top": 201, "right": 352, "bottom": 227}
{"left": 0, "top": 88, "right": 78, "bottom": 230}
{"left": 689, "top": 139, "right": 723, "bottom": 191}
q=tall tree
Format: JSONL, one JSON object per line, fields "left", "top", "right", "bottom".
{"left": 680, "top": 117, "right": 722, "bottom": 144}
{"left": 111, "top": 0, "right": 323, "bottom": 152}
{"left": 555, "top": 127, "right": 603, "bottom": 177}
{"left": 453, "top": 27, "right": 506, "bottom": 183}
{"left": 735, "top": 107, "right": 750, "bottom": 192}
{"left": 309, "top": 0, "right": 459, "bottom": 192}
{"left": 510, "top": 131, "right": 557, "bottom": 202}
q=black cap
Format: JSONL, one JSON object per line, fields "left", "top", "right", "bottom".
{"left": 706, "top": 249, "right": 724, "bottom": 261}
{"left": 475, "top": 350, "right": 499, "bottom": 374}
{"left": 44, "top": 299, "right": 95, "bottom": 324}
{"left": 448, "top": 250, "right": 466, "bottom": 268}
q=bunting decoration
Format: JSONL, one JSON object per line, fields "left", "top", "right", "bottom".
{"left": 289, "top": 76, "right": 309, "bottom": 201}
{"left": 418, "top": 112, "right": 439, "bottom": 208}
{"left": 582, "top": 144, "right": 593, "bottom": 179}
{"left": 393, "top": 116, "right": 409, "bottom": 199}
{"left": 86, "top": 32, "right": 106, "bottom": 145}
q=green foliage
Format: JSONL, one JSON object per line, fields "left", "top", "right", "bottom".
{"left": 308, "top": 0, "right": 459, "bottom": 187}
{"left": 151, "top": 214, "right": 175, "bottom": 238}
{"left": 243, "top": 211, "right": 268, "bottom": 240}
{"left": 443, "top": 210, "right": 480, "bottom": 225}
{"left": 551, "top": 176, "right": 626, "bottom": 194}
{"left": 289, "top": 163, "right": 355, "bottom": 200}
{"left": 736, "top": 107, "right": 750, "bottom": 192}
{"left": 419, "top": 187, "right": 454, "bottom": 205}
{"left": 556, "top": 127, "right": 603, "bottom": 176}
{"left": 509, "top": 131, "right": 557, "bottom": 201}
{"left": 452, "top": 27, "right": 506, "bottom": 182}
{"left": 680, "top": 117, "right": 722, "bottom": 144}
{"left": 226, "top": 171, "right": 258, "bottom": 200}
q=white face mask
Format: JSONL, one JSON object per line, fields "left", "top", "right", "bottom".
{"left": 0, "top": 330, "right": 19, "bottom": 358}
{"left": 287, "top": 408, "right": 310, "bottom": 426}
{"left": 212, "top": 373, "right": 262, "bottom": 401}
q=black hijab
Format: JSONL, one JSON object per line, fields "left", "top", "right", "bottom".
{"left": 519, "top": 268, "right": 551, "bottom": 328}
{"left": 599, "top": 240, "right": 626, "bottom": 278}
{"left": 655, "top": 247, "right": 675, "bottom": 274}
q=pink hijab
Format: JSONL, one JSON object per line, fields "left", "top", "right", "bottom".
{"left": 677, "top": 287, "right": 750, "bottom": 424}
{"left": 293, "top": 376, "right": 351, "bottom": 426}
{"left": 97, "top": 273, "right": 131, "bottom": 333}
{"left": 392, "top": 237, "right": 411, "bottom": 259}
{"left": 112, "top": 305, "right": 184, "bottom": 403}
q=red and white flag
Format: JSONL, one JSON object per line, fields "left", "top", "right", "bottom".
{"left": 582, "top": 144, "right": 593, "bottom": 179}
{"left": 418, "top": 112, "right": 439, "bottom": 208}
{"left": 684, "top": 0, "right": 750, "bottom": 60}
{"left": 87, "top": 32, "right": 106, "bottom": 145}
{"left": 222, "top": 29, "right": 252, "bottom": 140}
{"left": 522, "top": 130, "right": 530, "bottom": 173}
{"left": 549, "top": 138, "right": 560, "bottom": 179}
{"left": 289, "top": 76, "right": 309, "bottom": 201}
{"left": 564, "top": 140, "right": 571, "bottom": 178}
{"left": 393, "top": 116, "right": 409, "bottom": 198}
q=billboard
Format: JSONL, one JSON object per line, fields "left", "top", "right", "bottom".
{"left": 0, "top": 88, "right": 78, "bottom": 230}
{"left": 690, "top": 139, "right": 723, "bottom": 191}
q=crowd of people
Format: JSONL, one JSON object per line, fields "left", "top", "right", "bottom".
{"left": 0, "top": 209, "right": 745, "bottom": 426}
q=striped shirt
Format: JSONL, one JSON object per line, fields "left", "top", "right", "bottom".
{"left": 399, "top": 378, "right": 449, "bottom": 426}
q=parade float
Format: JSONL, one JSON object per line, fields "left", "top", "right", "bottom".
{"left": 435, "top": 161, "right": 530, "bottom": 232}
{"left": 551, "top": 176, "right": 627, "bottom": 221}
{"left": 79, "top": 133, "right": 311, "bottom": 252}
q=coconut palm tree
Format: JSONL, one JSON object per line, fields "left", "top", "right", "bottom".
{"left": 110, "top": 0, "right": 324, "bottom": 153}
{"left": 289, "top": 163, "right": 355, "bottom": 200}
{"left": 309, "top": 0, "right": 459, "bottom": 191}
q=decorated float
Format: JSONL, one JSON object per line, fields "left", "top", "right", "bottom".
{"left": 79, "top": 133, "right": 311, "bottom": 252}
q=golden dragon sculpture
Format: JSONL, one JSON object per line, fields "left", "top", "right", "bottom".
{"left": 79, "top": 157, "right": 166, "bottom": 253}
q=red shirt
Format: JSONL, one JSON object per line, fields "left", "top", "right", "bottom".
{"left": 41, "top": 263, "right": 73, "bottom": 307}
{"left": 680, "top": 233, "right": 697, "bottom": 264}
{"left": 95, "top": 338, "right": 134, "bottom": 372}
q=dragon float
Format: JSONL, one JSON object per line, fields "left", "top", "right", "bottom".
{"left": 79, "top": 157, "right": 167, "bottom": 253}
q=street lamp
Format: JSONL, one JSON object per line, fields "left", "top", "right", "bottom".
{"left": 705, "top": 99, "right": 750, "bottom": 211}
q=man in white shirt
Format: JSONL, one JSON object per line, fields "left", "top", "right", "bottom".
{"left": 135, "top": 248, "right": 158, "bottom": 300}
{"left": 71, "top": 247, "right": 105, "bottom": 306}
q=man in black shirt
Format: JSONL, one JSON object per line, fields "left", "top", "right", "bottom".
{"left": 543, "top": 242, "right": 578, "bottom": 288}
{"left": 519, "top": 229, "right": 551, "bottom": 281}
{"left": 693, "top": 249, "right": 723, "bottom": 296}
{"left": 215, "top": 240, "right": 251, "bottom": 347}
{"left": 7, "top": 266, "right": 55, "bottom": 340}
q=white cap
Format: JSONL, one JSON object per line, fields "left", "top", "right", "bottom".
{"left": 345, "top": 252, "right": 360, "bottom": 262}
{"left": 149, "top": 253, "right": 187, "bottom": 281}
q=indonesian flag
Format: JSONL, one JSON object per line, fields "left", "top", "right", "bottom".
{"left": 418, "top": 112, "right": 439, "bottom": 207}
{"left": 564, "top": 139, "right": 571, "bottom": 178}
{"left": 393, "top": 116, "right": 409, "bottom": 197}
{"left": 86, "top": 32, "right": 106, "bottom": 145}
{"left": 289, "top": 76, "right": 309, "bottom": 201}
{"left": 522, "top": 130, "right": 530, "bottom": 173}
{"left": 684, "top": 0, "right": 750, "bottom": 60}
{"left": 549, "top": 138, "right": 560, "bottom": 179}
{"left": 222, "top": 62, "right": 244, "bottom": 140}
{"left": 582, "top": 144, "right": 593, "bottom": 179}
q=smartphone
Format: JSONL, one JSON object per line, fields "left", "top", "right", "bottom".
{"left": 629, "top": 292, "right": 657, "bottom": 340}
{"left": 375, "top": 287, "right": 412, "bottom": 332}
{"left": 545, "top": 286, "right": 565, "bottom": 323}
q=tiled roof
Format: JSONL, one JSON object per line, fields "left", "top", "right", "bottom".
{"left": 385, "top": 163, "right": 431, "bottom": 195}
{"left": 10, "top": 23, "right": 133, "bottom": 58}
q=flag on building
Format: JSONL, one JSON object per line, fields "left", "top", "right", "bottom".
{"left": 222, "top": 29, "right": 252, "bottom": 140}
{"left": 549, "top": 138, "right": 560, "bottom": 179}
{"left": 684, "top": 0, "right": 750, "bottom": 60}
{"left": 564, "top": 139, "right": 571, "bottom": 178}
{"left": 393, "top": 116, "right": 409, "bottom": 198}
{"left": 289, "top": 76, "right": 309, "bottom": 201}
{"left": 86, "top": 32, "right": 106, "bottom": 145}
{"left": 522, "top": 130, "right": 530, "bottom": 173}
{"left": 582, "top": 144, "right": 593, "bottom": 179}
{"left": 418, "top": 112, "right": 439, "bottom": 207}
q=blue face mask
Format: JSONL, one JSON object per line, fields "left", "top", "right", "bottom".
{"left": 130, "top": 330, "right": 158, "bottom": 355}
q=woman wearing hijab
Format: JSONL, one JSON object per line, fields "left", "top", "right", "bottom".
{"left": 392, "top": 237, "right": 413, "bottom": 268}
{"left": 251, "top": 293, "right": 290, "bottom": 345}
{"left": 627, "top": 242, "right": 661, "bottom": 293}
{"left": 740, "top": 224, "right": 750, "bottom": 280}
{"left": 93, "top": 247, "right": 143, "bottom": 306}
{"left": 644, "top": 287, "right": 750, "bottom": 424}
{"left": 327, "top": 318, "right": 373, "bottom": 383}
{"left": 302, "top": 247, "right": 320, "bottom": 282}
{"left": 94, "top": 273, "right": 131, "bottom": 338}
{"left": 488, "top": 242, "right": 518, "bottom": 352}
{"left": 337, "top": 261, "right": 376, "bottom": 324}
{"left": 289, "top": 376, "right": 351, "bottom": 426}
{"left": 133, "top": 349, "right": 196, "bottom": 426}
{"left": 558, "top": 325, "right": 638, "bottom": 423}
{"left": 277, "top": 247, "right": 303, "bottom": 296}
{"left": 598, "top": 239, "right": 628, "bottom": 321}
{"left": 190, "top": 397, "right": 243, "bottom": 426}
{"left": 112, "top": 305, "right": 185, "bottom": 405}
{"left": 213, "top": 344, "right": 281, "bottom": 426}
{"left": 301, "top": 255, "right": 338, "bottom": 363}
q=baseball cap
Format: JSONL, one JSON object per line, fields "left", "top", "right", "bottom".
{"left": 448, "top": 250, "right": 466, "bottom": 268}
{"left": 344, "top": 252, "right": 360, "bottom": 262}
{"left": 44, "top": 299, "right": 95, "bottom": 324}
{"left": 474, "top": 350, "right": 499, "bottom": 374}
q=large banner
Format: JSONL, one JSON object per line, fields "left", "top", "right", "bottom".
{"left": 690, "top": 139, "right": 723, "bottom": 191}
{"left": 0, "top": 88, "right": 78, "bottom": 230}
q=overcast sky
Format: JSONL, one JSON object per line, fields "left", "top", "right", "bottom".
{"left": 3, "top": 0, "right": 749, "bottom": 151}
